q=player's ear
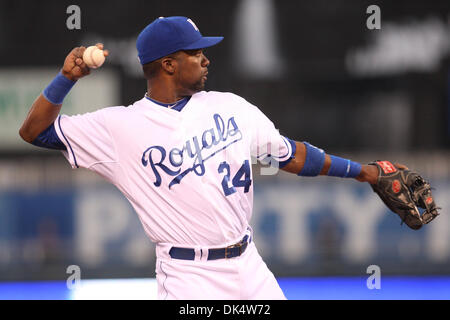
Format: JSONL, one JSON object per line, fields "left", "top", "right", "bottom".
{"left": 161, "top": 56, "right": 177, "bottom": 75}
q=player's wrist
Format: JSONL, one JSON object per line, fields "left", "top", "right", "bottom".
{"left": 42, "top": 71, "right": 76, "bottom": 105}
{"left": 61, "top": 69, "right": 78, "bottom": 82}
{"left": 327, "top": 155, "right": 361, "bottom": 178}
{"left": 356, "top": 164, "right": 379, "bottom": 184}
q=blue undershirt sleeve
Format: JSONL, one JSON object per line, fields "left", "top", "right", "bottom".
{"left": 31, "top": 122, "right": 67, "bottom": 150}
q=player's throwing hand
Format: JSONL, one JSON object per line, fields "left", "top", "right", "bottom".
{"left": 61, "top": 43, "right": 109, "bottom": 81}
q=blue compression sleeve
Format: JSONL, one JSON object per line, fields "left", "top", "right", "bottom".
{"left": 297, "top": 142, "right": 361, "bottom": 178}
{"left": 42, "top": 72, "right": 76, "bottom": 105}
{"left": 327, "top": 155, "right": 361, "bottom": 178}
{"left": 31, "top": 123, "right": 66, "bottom": 150}
{"left": 298, "top": 142, "right": 325, "bottom": 176}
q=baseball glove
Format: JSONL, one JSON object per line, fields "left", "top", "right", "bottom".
{"left": 369, "top": 160, "right": 439, "bottom": 230}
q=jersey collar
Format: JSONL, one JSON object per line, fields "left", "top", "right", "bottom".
{"left": 145, "top": 93, "right": 191, "bottom": 112}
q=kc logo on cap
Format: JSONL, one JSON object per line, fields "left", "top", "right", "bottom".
{"left": 136, "top": 16, "right": 223, "bottom": 65}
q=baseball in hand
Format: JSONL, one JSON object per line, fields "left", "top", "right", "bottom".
{"left": 83, "top": 46, "right": 106, "bottom": 69}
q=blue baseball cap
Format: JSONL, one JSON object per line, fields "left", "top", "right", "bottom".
{"left": 136, "top": 16, "right": 224, "bottom": 65}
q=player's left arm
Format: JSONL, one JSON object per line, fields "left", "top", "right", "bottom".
{"left": 280, "top": 141, "right": 440, "bottom": 228}
{"left": 281, "top": 141, "right": 379, "bottom": 183}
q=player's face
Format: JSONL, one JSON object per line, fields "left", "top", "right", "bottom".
{"left": 174, "top": 49, "right": 210, "bottom": 95}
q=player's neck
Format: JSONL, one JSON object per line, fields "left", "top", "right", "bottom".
{"left": 147, "top": 80, "right": 189, "bottom": 104}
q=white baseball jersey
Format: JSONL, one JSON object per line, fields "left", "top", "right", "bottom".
{"left": 54, "top": 91, "right": 293, "bottom": 247}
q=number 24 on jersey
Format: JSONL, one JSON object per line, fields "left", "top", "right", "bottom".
{"left": 218, "top": 160, "right": 252, "bottom": 196}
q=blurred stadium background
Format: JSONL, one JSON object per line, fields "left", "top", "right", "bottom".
{"left": 0, "top": 0, "right": 449, "bottom": 299}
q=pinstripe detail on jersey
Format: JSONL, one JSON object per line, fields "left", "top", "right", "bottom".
{"left": 57, "top": 115, "right": 79, "bottom": 168}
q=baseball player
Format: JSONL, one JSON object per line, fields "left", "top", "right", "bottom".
{"left": 19, "top": 16, "right": 438, "bottom": 299}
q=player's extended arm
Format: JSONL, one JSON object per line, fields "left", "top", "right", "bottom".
{"left": 19, "top": 44, "right": 108, "bottom": 143}
{"left": 280, "top": 141, "right": 439, "bottom": 229}
{"left": 281, "top": 141, "right": 379, "bottom": 184}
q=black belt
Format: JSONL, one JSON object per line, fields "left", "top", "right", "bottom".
{"left": 169, "top": 235, "right": 250, "bottom": 261}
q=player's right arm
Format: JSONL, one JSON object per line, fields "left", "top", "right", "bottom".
{"left": 19, "top": 45, "right": 107, "bottom": 144}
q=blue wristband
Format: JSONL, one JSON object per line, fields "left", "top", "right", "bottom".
{"left": 298, "top": 142, "right": 326, "bottom": 176}
{"left": 328, "top": 155, "right": 362, "bottom": 178}
{"left": 42, "top": 72, "right": 76, "bottom": 105}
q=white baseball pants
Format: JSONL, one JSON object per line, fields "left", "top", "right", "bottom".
{"left": 155, "top": 241, "right": 286, "bottom": 300}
